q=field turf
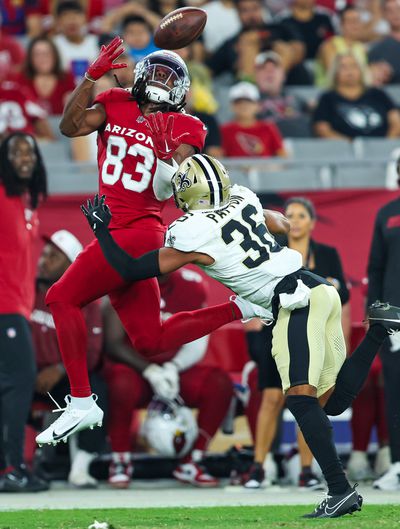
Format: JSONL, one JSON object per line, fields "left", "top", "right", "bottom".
{"left": 1, "top": 505, "right": 399, "bottom": 529}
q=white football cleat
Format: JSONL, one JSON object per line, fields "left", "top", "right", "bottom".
{"left": 373, "top": 462, "right": 400, "bottom": 491}
{"left": 36, "top": 394, "right": 103, "bottom": 447}
{"left": 230, "top": 295, "right": 273, "bottom": 323}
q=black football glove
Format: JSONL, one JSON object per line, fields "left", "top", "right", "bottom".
{"left": 81, "top": 194, "right": 112, "bottom": 233}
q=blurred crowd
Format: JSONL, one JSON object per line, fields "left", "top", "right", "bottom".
{"left": 1, "top": 0, "right": 400, "bottom": 494}
{"left": 3, "top": 0, "right": 400, "bottom": 158}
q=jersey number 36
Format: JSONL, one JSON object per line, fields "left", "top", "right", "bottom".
{"left": 101, "top": 135, "right": 155, "bottom": 193}
{"left": 222, "top": 204, "right": 280, "bottom": 269}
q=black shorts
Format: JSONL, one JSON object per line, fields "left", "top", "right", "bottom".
{"left": 246, "top": 325, "right": 281, "bottom": 391}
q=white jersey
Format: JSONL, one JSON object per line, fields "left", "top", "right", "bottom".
{"left": 165, "top": 185, "right": 302, "bottom": 318}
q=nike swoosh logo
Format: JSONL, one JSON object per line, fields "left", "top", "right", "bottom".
{"left": 93, "top": 212, "right": 103, "bottom": 223}
{"left": 325, "top": 492, "right": 355, "bottom": 515}
{"left": 164, "top": 140, "right": 172, "bottom": 153}
{"left": 52, "top": 422, "right": 80, "bottom": 441}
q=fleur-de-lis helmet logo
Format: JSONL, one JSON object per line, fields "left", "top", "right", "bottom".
{"left": 176, "top": 168, "right": 192, "bottom": 192}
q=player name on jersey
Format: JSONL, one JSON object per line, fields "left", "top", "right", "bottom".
{"left": 104, "top": 122, "right": 154, "bottom": 145}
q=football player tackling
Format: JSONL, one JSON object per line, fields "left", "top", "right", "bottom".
{"left": 36, "top": 39, "right": 267, "bottom": 446}
{"left": 84, "top": 154, "right": 400, "bottom": 518}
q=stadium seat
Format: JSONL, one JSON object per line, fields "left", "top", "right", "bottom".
{"left": 353, "top": 138, "right": 400, "bottom": 160}
{"left": 333, "top": 165, "right": 387, "bottom": 188}
{"left": 286, "top": 138, "right": 355, "bottom": 161}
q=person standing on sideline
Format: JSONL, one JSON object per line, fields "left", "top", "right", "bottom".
{"left": 368, "top": 157, "right": 400, "bottom": 491}
{"left": 0, "top": 132, "right": 48, "bottom": 492}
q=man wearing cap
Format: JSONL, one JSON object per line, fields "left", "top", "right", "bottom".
{"left": 221, "top": 81, "right": 287, "bottom": 157}
{"left": 31, "top": 230, "right": 107, "bottom": 488}
{"left": 255, "top": 51, "right": 311, "bottom": 137}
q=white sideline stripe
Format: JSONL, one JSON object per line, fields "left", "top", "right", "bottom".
{"left": 0, "top": 483, "right": 398, "bottom": 510}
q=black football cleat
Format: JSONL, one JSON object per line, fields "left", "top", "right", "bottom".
{"left": 0, "top": 464, "right": 49, "bottom": 493}
{"left": 302, "top": 485, "right": 362, "bottom": 518}
{"left": 367, "top": 301, "right": 400, "bottom": 334}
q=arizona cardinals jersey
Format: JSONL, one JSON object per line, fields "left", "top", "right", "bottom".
{"left": 165, "top": 185, "right": 302, "bottom": 317}
{"left": 94, "top": 88, "right": 207, "bottom": 230}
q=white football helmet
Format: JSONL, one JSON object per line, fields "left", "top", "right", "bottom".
{"left": 133, "top": 50, "right": 190, "bottom": 110}
{"left": 142, "top": 396, "right": 198, "bottom": 457}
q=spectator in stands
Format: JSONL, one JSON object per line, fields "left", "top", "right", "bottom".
{"left": 103, "top": 269, "right": 233, "bottom": 488}
{"left": 313, "top": 52, "right": 400, "bottom": 140}
{"left": 369, "top": 0, "right": 400, "bottom": 84}
{"left": 32, "top": 230, "right": 107, "bottom": 488}
{"left": 202, "top": 0, "right": 241, "bottom": 53}
{"left": 0, "top": 79, "right": 55, "bottom": 141}
{"left": 176, "top": 45, "right": 219, "bottom": 115}
{"left": 0, "top": 16, "right": 25, "bottom": 81}
{"left": 207, "top": 0, "right": 308, "bottom": 85}
{"left": 367, "top": 163, "right": 400, "bottom": 491}
{"left": 255, "top": 51, "right": 311, "bottom": 137}
{"left": 0, "top": 133, "right": 48, "bottom": 492}
{"left": 53, "top": 1, "right": 99, "bottom": 81}
{"left": 0, "top": 1, "right": 47, "bottom": 37}
{"left": 221, "top": 82, "right": 287, "bottom": 157}
{"left": 275, "top": 0, "right": 338, "bottom": 60}
{"left": 244, "top": 324, "right": 324, "bottom": 490}
{"left": 101, "top": 2, "right": 161, "bottom": 35}
{"left": 185, "top": 89, "right": 223, "bottom": 158}
{"left": 317, "top": 6, "right": 368, "bottom": 86}
{"left": 121, "top": 15, "right": 159, "bottom": 63}
{"left": 16, "top": 37, "right": 76, "bottom": 116}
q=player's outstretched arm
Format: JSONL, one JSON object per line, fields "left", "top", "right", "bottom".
{"left": 81, "top": 195, "right": 199, "bottom": 281}
{"left": 59, "top": 36, "right": 126, "bottom": 137}
{"left": 263, "top": 209, "right": 290, "bottom": 234}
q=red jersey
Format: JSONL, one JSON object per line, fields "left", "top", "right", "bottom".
{"left": 15, "top": 72, "right": 76, "bottom": 115}
{"left": 0, "top": 80, "right": 47, "bottom": 136}
{"left": 94, "top": 88, "right": 207, "bottom": 230}
{"left": 221, "top": 121, "right": 283, "bottom": 157}
{"left": 0, "top": 185, "right": 39, "bottom": 320}
{"left": 32, "top": 289, "right": 103, "bottom": 371}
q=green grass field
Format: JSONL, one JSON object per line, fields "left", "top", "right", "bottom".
{"left": 1, "top": 505, "right": 399, "bottom": 529}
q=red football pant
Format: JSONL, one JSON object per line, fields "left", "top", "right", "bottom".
{"left": 351, "top": 356, "right": 388, "bottom": 451}
{"left": 46, "top": 228, "right": 241, "bottom": 397}
{"left": 104, "top": 362, "right": 233, "bottom": 453}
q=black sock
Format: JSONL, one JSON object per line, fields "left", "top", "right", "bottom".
{"left": 286, "top": 395, "right": 350, "bottom": 496}
{"left": 324, "top": 324, "right": 387, "bottom": 416}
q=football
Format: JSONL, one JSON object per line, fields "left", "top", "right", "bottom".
{"left": 153, "top": 7, "right": 207, "bottom": 50}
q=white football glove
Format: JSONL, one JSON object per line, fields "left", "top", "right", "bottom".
{"left": 143, "top": 363, "right": 179, "bottom": 400}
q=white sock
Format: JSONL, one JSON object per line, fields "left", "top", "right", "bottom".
{"left": 71, "top": 395, "right": 93, "bottom": 410}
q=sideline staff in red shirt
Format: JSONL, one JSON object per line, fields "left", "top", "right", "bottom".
{"left": 0, "top": 132, "right": 48, "bottom": 492}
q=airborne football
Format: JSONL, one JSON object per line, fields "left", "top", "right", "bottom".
{"left": 153, "top": 7, "right": 207, "bottom": 50}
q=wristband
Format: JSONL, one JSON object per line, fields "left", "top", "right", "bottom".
{"left": 85, "top": 72, "right": 96, "bottom": 83}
